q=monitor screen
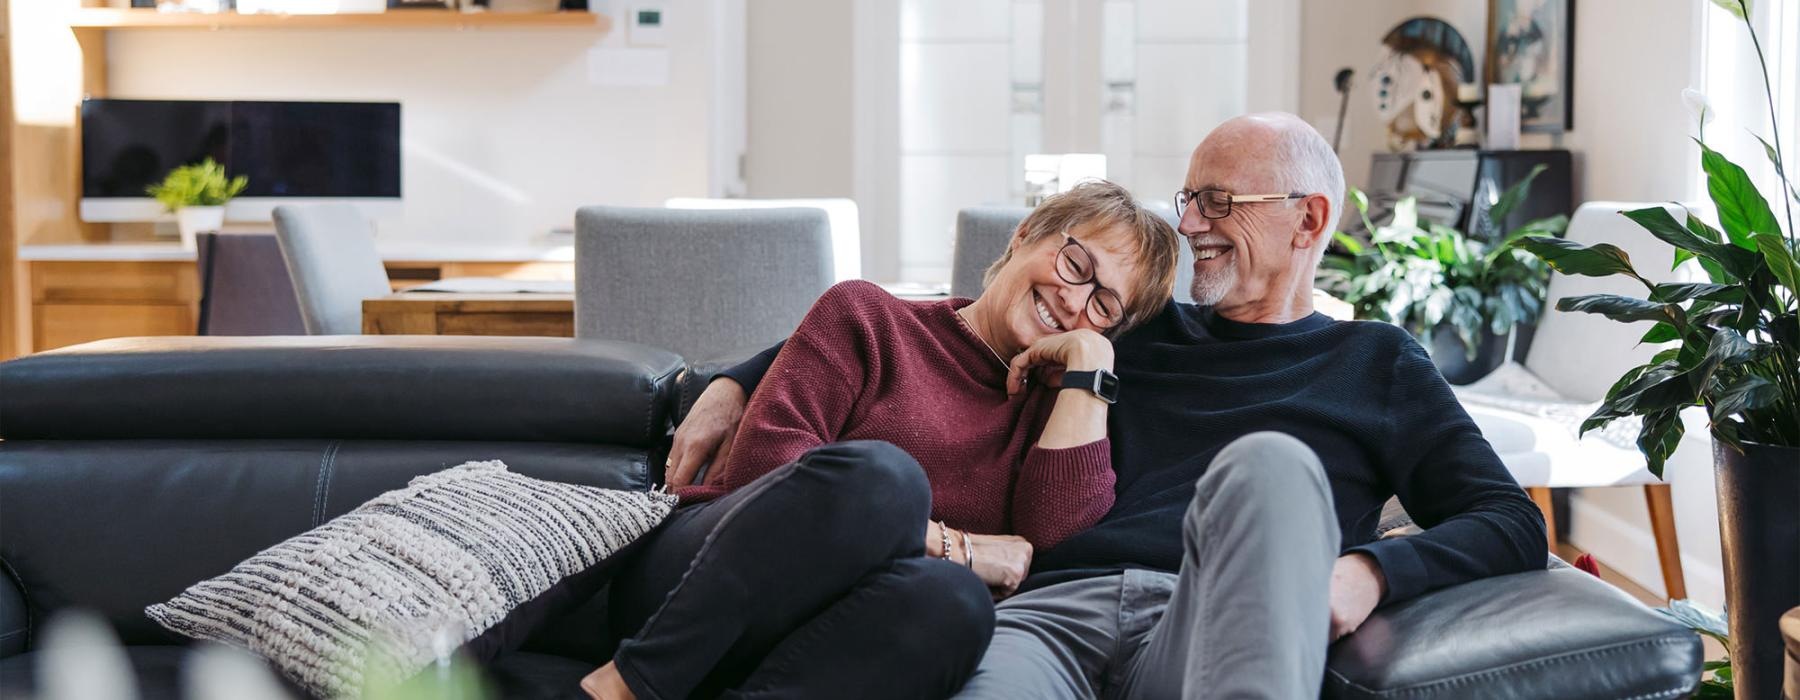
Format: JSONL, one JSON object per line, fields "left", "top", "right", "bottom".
{"left": 81, "top": 99, "right": 401, "bottom": 199}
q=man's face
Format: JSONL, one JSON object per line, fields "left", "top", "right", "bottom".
{"left": 1176, "top": 138, "right": 1306, "bottom": 309}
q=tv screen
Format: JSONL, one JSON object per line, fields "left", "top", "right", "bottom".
{"left": 81, "top": 99, "right": 401, "bottom": 199}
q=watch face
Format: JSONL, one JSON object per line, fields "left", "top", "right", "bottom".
{"left": 1096, "top": 371, "right": 1119, "bottom": 400}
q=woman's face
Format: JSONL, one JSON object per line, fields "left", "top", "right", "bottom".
{"left": 978, "top": 220, "right": 1142, "bottom": 356}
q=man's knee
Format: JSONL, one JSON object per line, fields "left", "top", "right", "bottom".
{"left": 1190, "top": 432, "right": 1329, "bottom": 526}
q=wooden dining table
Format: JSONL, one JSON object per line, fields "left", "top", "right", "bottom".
{"left": 362, "top": 291, "right": 576, "bottom": 337}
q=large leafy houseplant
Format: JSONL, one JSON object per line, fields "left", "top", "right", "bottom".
{"left": 1511, "top": 2, "right": 1798, "bottom": 696}
{"left": 1319, "top": 165, "right": 1567, "bottom": 362}
{"left": 1511, "top": 8, "right": 1798, "bottom": 476}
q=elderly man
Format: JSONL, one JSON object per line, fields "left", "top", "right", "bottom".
{"left": 670, "top": 112, "right": 1546, "bottom": 697}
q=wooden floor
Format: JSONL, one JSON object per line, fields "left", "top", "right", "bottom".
{"left": 1555, "top": 543, "right": 1727, "bottom": 661}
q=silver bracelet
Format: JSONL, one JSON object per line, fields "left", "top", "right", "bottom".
{"left": 938, "top": 520, "right": 952, "bottom": 561}
{"left": 961, "top": 529, "right": 975, "bottom": 569}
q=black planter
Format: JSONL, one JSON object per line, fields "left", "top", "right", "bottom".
{"left": 1427, "top": 325, "right": 1510, "bottom": 385}
{"left": 1714, "top": 440, "right": 1800, "bottom": 700}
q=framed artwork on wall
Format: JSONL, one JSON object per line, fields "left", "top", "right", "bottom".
{"left": 1486, "top": 0, "right": 1575, "bottom": 133}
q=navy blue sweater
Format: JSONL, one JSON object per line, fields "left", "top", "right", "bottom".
{"left": 720, "top": 300, "right": 1547, "bottom": 605}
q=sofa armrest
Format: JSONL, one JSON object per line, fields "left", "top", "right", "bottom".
{"left": 1325, "top": 567, "right": 1701, "bottom": 699}
{"left": 0, "top": 558, "right": 27, "bottom": 659}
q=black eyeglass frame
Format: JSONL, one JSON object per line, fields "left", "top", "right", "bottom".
{"left": 1174, "top": 189, "right": 1308, "bottom": 220}
{"left": 1054, "top": 234, "right": 1126, "bottom": 330}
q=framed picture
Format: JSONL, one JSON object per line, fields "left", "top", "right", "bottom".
{"left": 1486, "top": 0, "right": 1575, "bottom": 133}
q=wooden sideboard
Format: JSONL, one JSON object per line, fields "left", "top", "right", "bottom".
{"left": 25, "top": 258, "right": 573, "bottom": 353}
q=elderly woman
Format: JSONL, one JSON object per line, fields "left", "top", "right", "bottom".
{"left": 581, "top": 180, "right": 1179, "bottom": 700}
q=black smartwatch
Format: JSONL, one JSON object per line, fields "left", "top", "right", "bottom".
{"left": 1058, "top": 369, "right": 1119, "bottom": 404}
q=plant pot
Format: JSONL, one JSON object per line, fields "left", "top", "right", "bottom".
{"left": 1427, "top": 324, "right": 1510, "bottom": 385}
{"left": 175, "top": 206, "right": 225, "bottom": 252}
{"left": 1714, "top": 440, "right": 1800, "bottom": 700}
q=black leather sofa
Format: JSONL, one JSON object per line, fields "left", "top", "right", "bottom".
{"left": 0, "top": 336, "right": 1702, "bottom": 699}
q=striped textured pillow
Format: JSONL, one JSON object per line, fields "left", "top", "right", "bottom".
{"left": 147, "top": 460, "right": 677, "bottom": 699}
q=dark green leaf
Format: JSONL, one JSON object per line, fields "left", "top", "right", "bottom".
{"left": 1637, "top": 408, "right": 1686, "bottom": 479}
{"left": 1649, "top": 282, "right": 1743, "bottom": 304}
{"left": 1704, "top": 328, "right": 1755, "bottom": 368}
{"left": 1711, "top": 373, "right": 1778, "bottom": 424}
{"left": 1487, "top": 164, "right": 1548, "bottom": 227}
{"left": 1700, "top": 141, "right": 1783, "bottom": 246}
{"left": 1650, "top": 347, "right": 1681, "bottom": 365}
{"left": 1752, "top": 234, "right": 1800, "bottom": 294}
{"left": 1640, "top": 322, "right": 1680, "bottom": 344}
{"left": 1624, "top": 206, "right": 1716, "bottom": 254}
{"left": 1556, "top": 294, "right": 1677, "bottom": 324}
{"left": 1513, "top": 236, "right": 1646, "bottom": 283}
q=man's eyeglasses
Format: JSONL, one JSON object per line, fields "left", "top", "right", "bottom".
{"left": 1055, "top": 235, "right": 1125, "bottom": 329}
{"left": 1174, "top": 189, "right": 1306, "bottom": 220}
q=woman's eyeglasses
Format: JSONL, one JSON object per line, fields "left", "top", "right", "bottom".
{"left": 1054, "top": 235, "right": 1125, "bottom": 329}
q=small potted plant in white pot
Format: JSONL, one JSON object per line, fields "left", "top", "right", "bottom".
{"left": 147, "top": 158, "right": 247, "bottom": 251}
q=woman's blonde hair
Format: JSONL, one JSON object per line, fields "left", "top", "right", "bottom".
{"left": 982, "top": 180, "right": 1180, "bottom": 335}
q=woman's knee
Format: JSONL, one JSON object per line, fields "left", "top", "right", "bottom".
{"left": 874, "top": 559, "right": 996, "bottom": 663}
{"left": 794, "top": 440, "right": 932, "bottom": 528}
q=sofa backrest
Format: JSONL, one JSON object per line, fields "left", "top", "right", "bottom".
{"left": 0, "top": 336, "right": 684, "bottom": 654}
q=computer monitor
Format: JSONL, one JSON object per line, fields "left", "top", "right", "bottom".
{"left": 80, "top": 99, "right": 402, "bottom": 222}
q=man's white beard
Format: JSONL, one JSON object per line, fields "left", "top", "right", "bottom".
{"left": 1189, "top": 264, "right": 1235, "bottom": 306}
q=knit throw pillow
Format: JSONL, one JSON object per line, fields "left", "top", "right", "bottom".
{"left": 146, "top": 460, "right": 677, "bottom": 699}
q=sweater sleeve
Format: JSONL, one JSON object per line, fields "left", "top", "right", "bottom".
{"left": 714, "top": 341, "right": 785, "bottom": 396}
{"left": 1345, "top": 338, "right": 1549, "bottom": 604}
{"left": 1007, "top": 390, "right": 1117, "bottom": 549}
{"left": 677, "top": 282, "right": 878, "bottom": 503}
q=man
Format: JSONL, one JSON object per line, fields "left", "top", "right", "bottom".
{"left": 668, "top": 112, "right": 1546, "bottom": 697}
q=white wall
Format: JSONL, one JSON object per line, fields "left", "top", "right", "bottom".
{"left": 745, "top": 0, "right": 854, "bottom": 201}
{"left": 1301, "top": 0, "right": 1722, "bottom": 606}
{"left": 104, "top": 4, "right": 726, "bottom": 245}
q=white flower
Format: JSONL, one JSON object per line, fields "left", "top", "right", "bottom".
{"left": 1682, "top": 88, "right": 1716, "bottom": 132}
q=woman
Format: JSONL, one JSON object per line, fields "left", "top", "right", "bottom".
{"left": 581, "top": 180, "right": 1179, "bottom": 700}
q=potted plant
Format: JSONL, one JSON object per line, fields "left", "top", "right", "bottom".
{"left": 147, "top": 158, "right": 248, "bottom": 251}
{"left": 1317, "top": 165, "right": 1568, "bottom": 383}
{"left": 1512, "top": 2, "right": 1798, "bottom": 695}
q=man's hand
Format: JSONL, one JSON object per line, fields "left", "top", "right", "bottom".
{"left": 1329, "top": 552, "right": 1387, "bottom": 642}
{"left": 666, "top": 379, "right": 748, "bottom": 488}
{"left": 967, "top": 534, "right": 1033, "bottom": 599}
{"left": 1005, "top": 329, "right": 1114, "bottom": 395}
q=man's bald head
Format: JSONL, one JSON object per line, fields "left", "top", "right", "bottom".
{"left": 1194, "top": 113, "right": 1345, "bottom": 239}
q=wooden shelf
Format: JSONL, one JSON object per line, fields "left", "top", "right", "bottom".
{"left": 69, "top": 8, "right": 609, "bottom": 32}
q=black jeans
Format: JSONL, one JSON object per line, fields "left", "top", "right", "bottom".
{"left": 607, "top": 440, "right": 996, "bottom": 700}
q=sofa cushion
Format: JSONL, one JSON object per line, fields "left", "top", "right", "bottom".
{"left": 146, "top": 461, "right": 675, "bottom": 699}
{"left": 0, "top": 440, "right": 654, "bottom": 649}
{"left": 1325, "top": 567, "right": 1701, "bottom": 698}
{"left": 0, "top": 646, "right": 593, "bottom": 700}
{"left": 0, "top": 336, "right": 684, "bottom": 447}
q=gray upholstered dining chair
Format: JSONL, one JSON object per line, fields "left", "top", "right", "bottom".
{"left": 271, "top": 204, "right": 392, "bottom": 335}
{"left": 574, "top": 206, "right": 833, "bottom": 361}
{"left": 195, "top": 232, "right": 307, "bottom": 336}
{"left": 950, "top": 205, "right": 1195, "bottom": 302}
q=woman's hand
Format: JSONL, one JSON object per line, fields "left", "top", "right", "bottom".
{"left": 967, "top": 533, "right": 1033, "bottom": 599}
{"left": 1005, "top": 329, "right": 1114, "bottom": 395}
{"left": 666, "top": 379, "right": 748, "bottom": 488}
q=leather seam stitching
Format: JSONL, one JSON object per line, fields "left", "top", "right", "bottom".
{"left": 1324, "top": 635, "right": 1698, "bottom": 698}
{"left": 312, "top": 440, "right": 341, "bottom": 527}
{"left": 0, "top": 557, "right": 32, "bottom": 651}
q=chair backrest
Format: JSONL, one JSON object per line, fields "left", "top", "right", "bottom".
{"left": 574, "top": 206, "right": 833, "bottom": 361}
{"left": 1524, "top": 201, "right": 1695, "bottom": 402}
{"left": 664, "top": 198, "right": 862, "bottom": 282}
{"left": 271, "top": 204, "right": 391, "bottom": 335}
{"left": 195, "top": 232, "right": 307, "bottom": 336}
{"left": 951, "top": 205, "right": 1196, "bottom": 303}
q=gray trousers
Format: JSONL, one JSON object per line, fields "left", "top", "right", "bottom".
{"left": 955, "top": 432, "right": 1340, "bottom": 699}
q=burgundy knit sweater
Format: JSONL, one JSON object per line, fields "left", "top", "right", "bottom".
{"left": 677, "top": 280, "right": 1113, "bottom": 549}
